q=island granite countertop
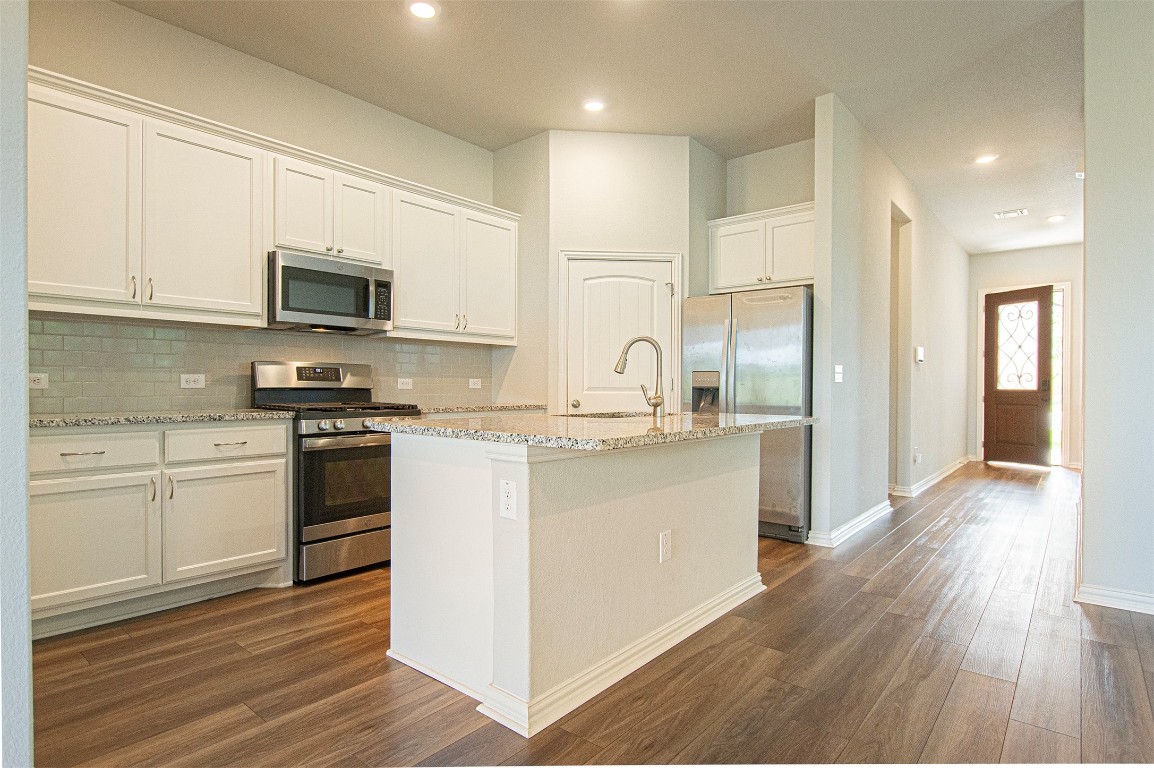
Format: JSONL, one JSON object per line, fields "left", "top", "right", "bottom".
{"left": 370, "top": 412, "right": 815, "bottom": 451}
{"left": 30, "top": 409, "right": 295, "bottom": 429}
{"left": 419, "top": 403, "right": 546, "bottom": 414}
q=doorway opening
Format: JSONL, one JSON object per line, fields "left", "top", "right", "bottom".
{"left": 979, "top": 284, "right": 1067, "bottom": 466}
{"left": 889, "top": 205, "right": 912, "bottom": 491}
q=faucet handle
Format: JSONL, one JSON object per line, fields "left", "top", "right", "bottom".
{"left": 640, "top": 385, "right": 663, "bottom": 408}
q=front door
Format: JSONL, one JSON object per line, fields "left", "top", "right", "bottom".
{"left": 566, "top": 259, "right": 674, "bottom": 415}
{"left": 984, "top": 285, "right": 1053, "bottom": 465}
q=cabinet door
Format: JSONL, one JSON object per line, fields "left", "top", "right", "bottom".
{"left": 27, "top": 86, "right": 143, "bottom": 304}
{"left": 767, "top": 215, "right": 814, "bottom": 283}
{"left": 711, "top": 221, "right": 766, "bottom": 291}
{"left": 143, "top": 120, "right": 264, "bottom": 316}
{"left": 334, "top": 173, "right": 389, "bottom": 266}
{"left": 392, "top": 191, "right": 460, "bottom": 332}
{"left": 163, "top": 460, "right": 287, "bottom": 583}
{"left": 460, "top": 211, "right": 516, "bottom": 338}
{"left": 274, "top": 156, "right": 333, "bottom": 255}
{"left": 30, "top": 471, "right": 162, "bottom": 610}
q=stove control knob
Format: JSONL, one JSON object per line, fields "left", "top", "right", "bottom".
{"left": 362, "top": 418, "right": 376, "bottom": 429}
{"left": 317, "top": 420, "right": 331, "bottom": 431}
{"left": 333, "top": 419, "right": 345, "bottom": 430}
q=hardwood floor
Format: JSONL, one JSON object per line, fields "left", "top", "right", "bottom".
{"left": 32, "top": 462, "right": 1154, "bottom": 766}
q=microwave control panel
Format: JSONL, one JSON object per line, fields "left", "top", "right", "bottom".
{"left": 374, "top": 283, "right": 391, "bottom": 321}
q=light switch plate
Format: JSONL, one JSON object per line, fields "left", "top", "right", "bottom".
{"left": 469, "top": 379, "right": 482, "bottom": 389}
{"left": 28, "top": 373, "right": 48, "bottom": 390}
{"left": 397, "top": 378, "right": 413, "bottom": 390}
{"left": 180, "top": 373, "right": 205, "bottom": 389}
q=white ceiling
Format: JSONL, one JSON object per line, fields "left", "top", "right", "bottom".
{"left": 115, "top": 0, "right": 1084, "bottom": 255}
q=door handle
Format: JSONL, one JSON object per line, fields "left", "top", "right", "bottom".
{"left": 149, "top": 477, "right": 156, "bottom": 501}
{"left": 454, "top": 314, "right": 460, "bottom": 330}
{"left": 571, "top": 399, "right": 580, "bottom": 409}
{"left": 147, "top": 278, "right": 154, "bottom": 301}
{"left": 167, "top": 476, "right": 174, "bottom": 499}
{"left": 130, "top": 276, "right": 137, "bottom": 299}
{"left": 462, "top": 314, "right": 467, "bottom": 330}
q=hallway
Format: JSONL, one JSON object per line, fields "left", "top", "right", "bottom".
{"left": 31, "top": 463, "right": 1154, "bottom": 765}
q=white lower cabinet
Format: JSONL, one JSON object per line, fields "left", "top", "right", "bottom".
{"left": 29, "top": 471, "right": 162, "bottom": 611}
{"left": 163, "top": 460, "right": 286, "bottom": 583}
{"left": 29, "top": 422, "right": 290, "bottom": 621}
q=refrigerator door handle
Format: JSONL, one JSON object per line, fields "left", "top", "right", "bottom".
{"left": 726, "top": 316, "right": 738, "bottom": 414}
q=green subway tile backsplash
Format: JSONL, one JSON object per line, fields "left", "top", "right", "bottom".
{"left": 28, "top": 312, "right": 494, "bottom": 414}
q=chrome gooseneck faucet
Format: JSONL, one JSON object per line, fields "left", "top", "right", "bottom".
{"left": 613, "top": 336, "right": 665, "bottom": 418}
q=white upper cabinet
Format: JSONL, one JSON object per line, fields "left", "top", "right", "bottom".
{"left": 393, "top": 191, "right": 462, "bottom": 333}
{"left": 274, "top": 155, "right": 389, "bottom": 267}
{"left": 144, "top": 120, "right": 264, "bottom": 316}
{"left": 27, "top": 85, "right": 142, "bottom": 305}
{"left": 461, "top": 210, "right": 517, "bottom": 338}
{"left": 392, "top": 191, "right": 517, "bottom": 342}
{"left": 709, "top": 203, "right": 815, "bottom": 294}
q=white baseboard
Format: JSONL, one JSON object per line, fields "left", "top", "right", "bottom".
{"left": 808, "top": 500, "right": 893, "bottom": 548}
{"left": 1065, "top": 461, "right": 1083, "bottom": 470}
{"left": 1075, "top": 583, "right": 1154, "bottom": 615}
{"left": 393, "top": 574, "right": 766, "bottom": 737}
{"left": 890, "top": 457, "right": 968, "bottom": 498}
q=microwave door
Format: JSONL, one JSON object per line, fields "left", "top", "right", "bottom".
{"left": 268, "top": 250, "right": 392, "bottom": 333}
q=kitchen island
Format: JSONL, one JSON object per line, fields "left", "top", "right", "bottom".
{"left": 371, "top": 412, "right": 814, "bottom": 737}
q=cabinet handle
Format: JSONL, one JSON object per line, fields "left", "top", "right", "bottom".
{"left": 336, "top": 247, "right": 344, "bottom": 254}
{"left": 59, "top": 450, "right": 106, "bottom": 457}
{"left": 571, "top": 399, "right": 581, "bottom": 409}
{"left": 147, "top": 278, "right": 154, "bottom": 300}
{"left": 167, "top": 476, "right": 174, "bottom": 499}
{"left": 757, "top": 276, "right": 765, "bottom": 282}
{"left": 454, "top": 314, "right": 460, "bottom": 330}
{"left": 130, "top": 276, "right": 137, "bottom": 299}
{"left": 326, "top": 245, "right": 334, "bottom": 252}
{"left": 149, "top": 477, "right": 157, "bottom": 501}
{"left": 213, "top": 441, "right": 248, "bottom": 447}
{"left": 462, "top": 314, "right": 467, "bottom": 330}
{"left": 765, "top": 275, "right": 771, "bottom": 282}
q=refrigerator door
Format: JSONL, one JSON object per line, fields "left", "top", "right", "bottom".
{"left": 681, "top": 295, "right": 732, "bottom": 415}
{"left": 731, "top": 287, "right": 813, "bottom": 536}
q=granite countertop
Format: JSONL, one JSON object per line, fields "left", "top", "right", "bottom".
{"left": 420, "top": 403, "right": 547, "bottom": 414}
{"left": 30, "top": 409, "right": 295, "bottom": 429}
{"left": 370, "top": 412, "right": 815, "bottom": 451}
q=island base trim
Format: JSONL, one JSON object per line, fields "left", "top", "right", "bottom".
{"left": 396, "top": 573, "right": 766, "bottom": 737}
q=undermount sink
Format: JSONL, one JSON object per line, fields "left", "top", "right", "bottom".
{"left": 567, "top": 411, "right": 655, "bottom": 418}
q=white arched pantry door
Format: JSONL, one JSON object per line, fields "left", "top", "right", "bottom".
{"left": 565, "top": 258, "right": 675, "bottom": 415}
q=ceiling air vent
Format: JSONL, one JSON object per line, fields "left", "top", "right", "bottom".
{"left": 993, "top": 208, "right": 1029, "bottom": 219}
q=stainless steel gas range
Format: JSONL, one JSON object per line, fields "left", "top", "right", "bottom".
{"left": 251, "top": 361, "right": 419, "bottom": 582}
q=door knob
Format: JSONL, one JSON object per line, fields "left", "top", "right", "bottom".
{"left": 571, "top": 399, "right": 580, "bottom": 409}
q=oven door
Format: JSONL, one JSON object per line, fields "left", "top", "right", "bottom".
{"left": 298, "top": 432, "right": 391, "bottom": 542}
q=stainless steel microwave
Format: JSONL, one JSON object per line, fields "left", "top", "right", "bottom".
{"left": 268, "top": 250, "right": 393, "bottom": 335}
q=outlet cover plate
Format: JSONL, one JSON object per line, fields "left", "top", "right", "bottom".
{"left": 180, "top": 373, "right": 206, "bottom": 389}
{"left": 469, "top": 379, "right": 482, "bottom": 389}
{"left": 499, "top": 479, "right": 516, "bottom": 519}
{"left": 397, "top": 378, "right": 413, "bottom": 390}
{"left": 28, "top": 373, "right": 48, "bottom": 390}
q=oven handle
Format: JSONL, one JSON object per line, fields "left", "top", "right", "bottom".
{"left": 301, "top": 433, "right": 392, "bottom": 451}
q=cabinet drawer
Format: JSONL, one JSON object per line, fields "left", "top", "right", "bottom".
{"left": 164, "top": 424, "right": 287, "bottom": 463}
{"left": 30, "top": 432, "right": 160, "bottom": 475}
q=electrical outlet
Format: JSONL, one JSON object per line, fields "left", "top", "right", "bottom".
{"left": 914, "top": 452, "right": 923, "bottom": 464}
{"left": 28, "top": 373, "right": 48, "bottom": 390}
{"left": 659, "top": 530, "right": 672, "bottom": 563}
{"left": 499, "top": 479, "right": 517, "bottom": 519}
{"left": 834, "top": 364, "right": 844, "bottom": 384}
{"left": 469, "top": 379, "right": 482, "bottom": 389}
{"left": 179, "top": 373, "right": 205, "bottom": 389}
{"left": 397, "top": 378, "right": 413, "bottom": 390}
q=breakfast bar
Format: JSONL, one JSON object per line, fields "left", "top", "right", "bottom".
{"left": 372, "top": 412, "right": 814, "bottom": 736}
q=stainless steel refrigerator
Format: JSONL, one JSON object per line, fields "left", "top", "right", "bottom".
{"left": 682, "top": 286, "right": 813, "bottom": 542}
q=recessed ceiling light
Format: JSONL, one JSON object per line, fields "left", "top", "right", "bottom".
{"left": 1047, "top": 214, "right": 1066, "bottom": 223}
{"left": 993, "top": 208, "right": 1028, "bottom": 219}
{"left": 583, "top": 99, "right": 606, "bottom": 112}
{"left": 408, "top": 1, "right": 439, "bottom": 19}
{"left": 974, "top": 154, "right": 1000, "bottom": 164}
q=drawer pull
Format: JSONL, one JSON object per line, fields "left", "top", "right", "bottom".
{"left": 213, "top": 441, "right": 249, "bottom": 447}
{"left": 59, "top": 451, "right": 107, "bottom": 457}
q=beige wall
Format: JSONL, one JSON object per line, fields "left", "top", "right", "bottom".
{"left": 1, "top": 0, "right": 32, "bottom": 761}
{"left": 1080, "top": 0, "right": 1154, "bottom": 607}
{"left": 27, "top": 313, "right": 494, "bottom": 415}
{"left": 813, "top": 94, "right": 970, "bottom": 536}
{"left": 726, "top": 138, "right": 815, "bottom": 216}
{"left": 29, "top": 0, "right": 494, "bottom": 203}
{"left": 968, "top": 244, "right": 1084, "bottom": 467}
{"left": 687, "top": 139, "right": 727, "bottom": 297}
{"left": 493, "top": 132, "right": 550, "bottom": 405}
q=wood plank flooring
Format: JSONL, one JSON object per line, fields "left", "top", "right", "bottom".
{"left": 33, "top": 462, "right": 1154, "bottom": 766}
